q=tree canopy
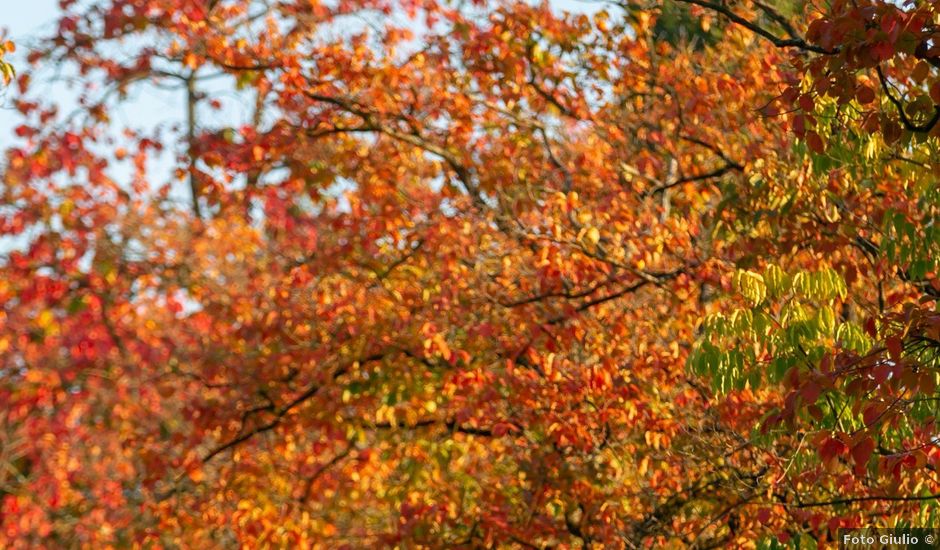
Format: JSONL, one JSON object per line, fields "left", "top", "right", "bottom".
{"left": 3, "top": 0, "right": 940, "bottom": 547}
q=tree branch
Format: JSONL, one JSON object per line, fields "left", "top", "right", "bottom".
{"left": 673, "top": 0, "right": 836, "bottom": 55}
{"left": 185, "top": 72, "right": 203, "bottom": 219}
{"left": 796, "top": 492, "right": 940, "bottom": 508}
{"left": 201, "top": 352, "right": 387, "bottom": 464}
{"left": 876, "top": 64, "right": 940, "bottom": 133}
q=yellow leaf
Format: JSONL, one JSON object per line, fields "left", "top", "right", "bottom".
{"left": 586, "top": 227, "right": 600, "bottom": 245}
{"left": 36, "top": 310, "right": 55, "bottom": 329}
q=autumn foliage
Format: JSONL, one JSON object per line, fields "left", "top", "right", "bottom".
{"left": 3, "top": 0, "right": 940, "bottom": 547}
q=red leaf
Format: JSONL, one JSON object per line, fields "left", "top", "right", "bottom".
{"left": 798, "top": 94, "right": 816, "bottom": 112}
{"left": 873, "top": 362, "right": 892, "bottom": 384}
{"left": 863, "top": 403, "right": 885, "bottom": 427}
{"left": 872, "top": 41, "right": 894, "bottom": 61}
{"left": 800, "top": 381, "right": 821, "bottom": 405}
{"left": 886, "top": 336, "right": 903, "bottom": 362}
{"left": 931, "top": 82, "right": 940, "bottom": 104}
{"left": 851, "top": 436, "right": 875, "bottom": 475}
{"left": 864, "top": 317, "right": 877, "bottom": 337}
{"left": 855, "top": 85, "right": 876, "bottom": 105}
{"left": 792, "top": 113, "right": 806, "bottom": 136}
{"left": 806, "top": 131, "right": 825, "bottom": 154}
{"left": 819, "top": 437, "right": 846, "bottom": 466}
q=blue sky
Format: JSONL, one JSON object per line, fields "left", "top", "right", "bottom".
{"left": 1, "top": 0, "right": 605, "bottom": 161}
{"left": 5, "top": 1, "right": 57, "bottom": 37}
{"left": 0, "top": 0, "right": 604, "bottom": 256}
{"left": 1, "top": 1, "right": 181, "bottom": 149}
{"left": 0, "top": 0, "right": 603, "bottom": 200}
{"left": 1, "top": 1, "right": 56, "bottom": 112}
{"left": 1, "top": 0, "right": 602, "bottom": 142}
